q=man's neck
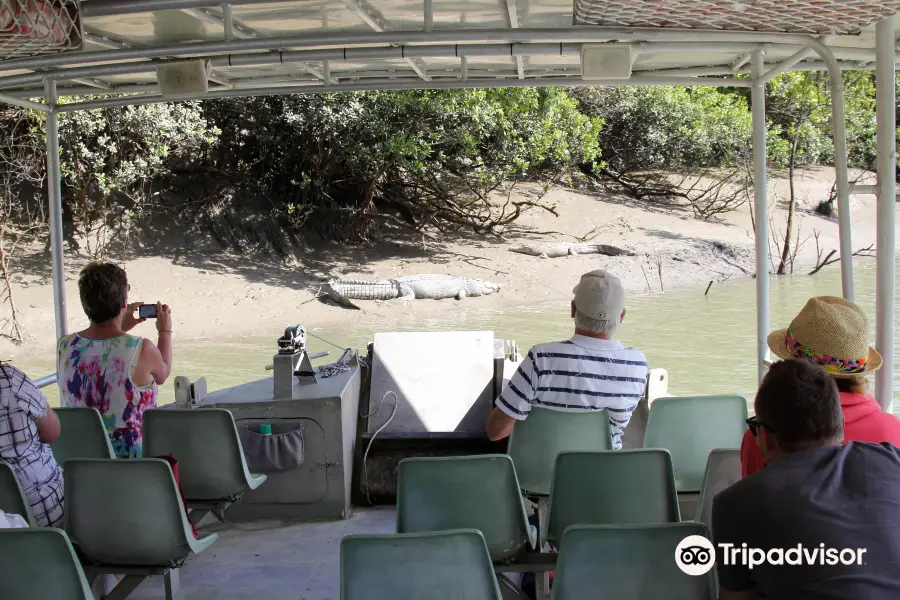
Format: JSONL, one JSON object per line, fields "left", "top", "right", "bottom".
{"left": 766, "top": 441, "right": 842, "bottom": 464}
{"left": 574, "top": 328, "right": 612, "bottom": 340}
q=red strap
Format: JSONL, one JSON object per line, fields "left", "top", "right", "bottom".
{"left": 153, "top": 454, "right": 199, "bottom": 539}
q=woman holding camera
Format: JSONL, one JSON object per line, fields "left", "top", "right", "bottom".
{"left": 57, "top": 262, "right": 173, "bottom": 458}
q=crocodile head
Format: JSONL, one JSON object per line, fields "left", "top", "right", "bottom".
{"left": 465, "top": 278, "right": 501, "bottom": 296}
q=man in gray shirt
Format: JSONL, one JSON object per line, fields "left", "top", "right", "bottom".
{"left": 713, "top": 359, "right": 900, "bottom": 600}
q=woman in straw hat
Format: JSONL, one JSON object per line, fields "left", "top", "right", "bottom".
{"left": 741, "top": 295, "right": 900, "bottom": 478}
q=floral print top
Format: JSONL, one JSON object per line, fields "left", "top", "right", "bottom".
{"left": 57, "top": 333, "right": 157, "bottom": 459}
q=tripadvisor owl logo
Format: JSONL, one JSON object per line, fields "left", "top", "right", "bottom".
{"left": 675, "top": 535, "right": 716, "bottom": 576}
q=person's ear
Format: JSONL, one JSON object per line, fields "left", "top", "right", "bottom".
{"left": 757, "top": 426, "right": 778, "bottom": 458}
{"left": 620, "top": 308, "right": 626, "bottom": 323}
{"left": 571, "top": 300, "right": 576, "bottom": 319}
{"left": 755, "top": 425, "right": 767, "bottom": 453}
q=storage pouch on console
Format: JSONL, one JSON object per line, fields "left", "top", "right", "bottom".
{"left": 237, "top": 423, "right": 305, "bottom": 472}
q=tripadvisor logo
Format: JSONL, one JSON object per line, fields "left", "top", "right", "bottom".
{"left": 675, "top": 535, "right": 716, "bottom": 576}
{"left": 675, "top": 536, "right": 868, "bottom": 576}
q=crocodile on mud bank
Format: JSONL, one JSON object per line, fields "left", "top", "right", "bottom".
{"left": 510, "top": 242, "right": 635, "bottom": 259}
{"left": 324, "top": 274, "right": 501, "bottom": 309}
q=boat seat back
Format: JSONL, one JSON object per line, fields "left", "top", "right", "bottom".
{"left": 552, "top": 523, "right": 716, "bottom": 600}
{"left": 644, "top": 395, "right": 747, "bottom": 492}
{"left": 341, "top": 530, "right": 502, "bottom": 600}
{"left": 507, "top": 407, "right": 612, "bottom": 496}
{"left": 0, "top": 461, "right": 35, "bottom": 526}
{"left": 396, "top": 455, "right": 535, "bottom": 562}
{"left": 696, "top": 448, "right": 741, "bottom": 531}
{"left": 51, "top": 407, "right": 115, "bottom": 465}
{"left": 547, "top": 450, "right": 680, "bottom": 542}
{"left": 143, "top": 408, "right": 266, "bottom": 502}
{"left": 0, "top": 528, "right": 93, "bottom": 600}
{"left": 65, "top": 458, "right": 217, "bottom": 567}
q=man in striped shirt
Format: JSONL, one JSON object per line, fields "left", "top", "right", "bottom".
{"left": 485, "top": 269, "right": 647, "bottom": 449}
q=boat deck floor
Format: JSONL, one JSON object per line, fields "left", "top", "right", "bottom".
{"left": 131, "top": 507, "right": 396, "bottom": 600}
{"left": 129, "top": 494, "right": 700, "bottom": 599}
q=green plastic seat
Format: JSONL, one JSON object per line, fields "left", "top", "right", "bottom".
{"left": 0, "top": 528, "right": 93, "bottom": 599}
{"left": 341, "top": 530, "right": 502, "bottom": 600}
{"left": 695, "top": 448, "right": 741, "bottom": 531}
{"left": 143, "top": 408, "right": 267, "bottom": 520}
{"left": 65, "top": 458, "right": 217, "bottom": 600}
{"left": 0, "top": 461, "right": 36, "bottom": 526}
{"left": 644, "top": 395, "right": 747, "bottom": 492}
{"left": 507, "top": 407, "right": 613, "bottom": 496}
{"left": 396, "top": 455, "right": 536, "bottom": 562}
{"left": 551, "top": 523, "right": 716, "bottom": 600}
{"left": 547, "top": 450, "right": 680, "bottom": 543}
{"left": 51, "top": 407, "right": 115, "bottom": 465}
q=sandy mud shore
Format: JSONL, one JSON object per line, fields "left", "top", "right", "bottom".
{"left": 2, "top": 167, "right": 893, "bottom": 363}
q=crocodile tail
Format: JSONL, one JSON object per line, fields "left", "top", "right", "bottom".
{"left": 324, "top": 281, "right": 362, "bottom": 309}
{"left": 325, "top": 279, "right": 398, "bottom": 302}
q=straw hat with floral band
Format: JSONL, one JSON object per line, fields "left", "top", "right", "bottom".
{"left": 767, "top": 296, "right": 882, "bottom": 378}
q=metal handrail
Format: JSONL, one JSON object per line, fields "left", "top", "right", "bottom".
{"left": 34, "top": 373, "right": 57, "bottom": 389}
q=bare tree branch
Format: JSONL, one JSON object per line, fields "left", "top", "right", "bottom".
{"left": 809, "top": 244, "right": 875, "bottom": 275}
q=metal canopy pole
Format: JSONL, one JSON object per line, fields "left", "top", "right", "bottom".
{"left": 758, "top": 36, "right": 832, "bottom": 84}
{"left": 0, "top": 29, "right": 821, "bottom": 74}
{"left": 758, "top": 44, "right": 814, "bottom": 83}
{"left": 752, "top": 51, "right": 770, "bottom": 383}
{"left": 53, "top": 74, "right": 752, "bottom": 112}
{"left": 807, "top": 39, "right": 854, "bottom": 300}
{"left": 875, "top": 18, "right": 896, "bottom": 413}
{"left": 44, "top": 80, "right": 67, "bottom": 340}
{"left": 0, "top": 93, "right": 49, "bottom": 112}
{"left": 8, "top": 56, "right": 887, "bottom": 100}
{"left": 222, "top": 4, "right": 235, "bottom": 41}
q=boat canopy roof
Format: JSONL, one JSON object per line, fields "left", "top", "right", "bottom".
{"left": 0, "top": 0, "right": 898, "bottom": 110}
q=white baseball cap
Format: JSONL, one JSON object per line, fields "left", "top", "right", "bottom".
{"left": 573, "top": 270, "right": 625, "bottom": 321}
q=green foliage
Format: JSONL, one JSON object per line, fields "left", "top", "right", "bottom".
{"left": 575, "top": 73, "right": 885, "bottom": 176}
{"left": 841, "top": 72, "right": 879, "bottom": 169}
{"left": 762, "top": 71, "right": 888, "bottom": 170}
{"left": 574, "top": 86, "right": 752, "bottom": 173}
{"left": 204, "top": 88, "right": 601, "bottom": 242}
{"left": 0, "top": 72, "right": 890, "bottom": 250}
{"left": 50, "top": 101, "right": 217, "bottom": 249}
{"left": 764, "top": 72, "right": 832, "bottom": 168}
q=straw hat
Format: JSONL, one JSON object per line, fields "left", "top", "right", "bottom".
{"left": 767, "top": 296, "right": 881, "bottom": 378}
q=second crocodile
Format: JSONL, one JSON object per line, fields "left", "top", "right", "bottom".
{"left": 324, "top": 274, "right": 501, "bottom": 309}
{"left": 510, "top": 242, "right": 635, "bottom": 259}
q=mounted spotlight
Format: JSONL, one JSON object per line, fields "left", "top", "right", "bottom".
{"left": 157, "top": 59, "right": 210, "bottom": 98}
{"left": 580, "top": 43, "right": 632, "bottom": 80}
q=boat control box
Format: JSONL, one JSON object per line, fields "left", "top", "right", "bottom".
{"left": 196, "top": 329, "right": 361, "bottom": 522}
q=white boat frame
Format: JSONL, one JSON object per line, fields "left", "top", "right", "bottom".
{"left": 7, "top": 0, "right": 896, "bottom": 409}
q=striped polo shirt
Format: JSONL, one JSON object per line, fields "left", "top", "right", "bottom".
{"left": 496, "top": 335, "right": 648, "bottom": 449}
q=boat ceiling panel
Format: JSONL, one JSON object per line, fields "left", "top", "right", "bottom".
{"left": 518, "top": 0, "right": 581, "bottom": 29}
{"left": 229, "top": 2, "right": 372, "bottom": 34}
{"left": 85, "top": 11, "right": 221, "bottom": 44}
{"left": 375, "top": 0, "right": 508, "bottom": 30}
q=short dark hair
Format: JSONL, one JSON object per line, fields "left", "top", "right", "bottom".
{"left": 78, "top": 262, "right": 128, "bottom": 324}
{"left": 755, "top": 359, "right": 843, "bottom": 452}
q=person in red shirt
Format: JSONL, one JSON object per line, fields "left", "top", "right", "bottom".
{"left": 741, "top": 295, "right": 900, "bottom": 478}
